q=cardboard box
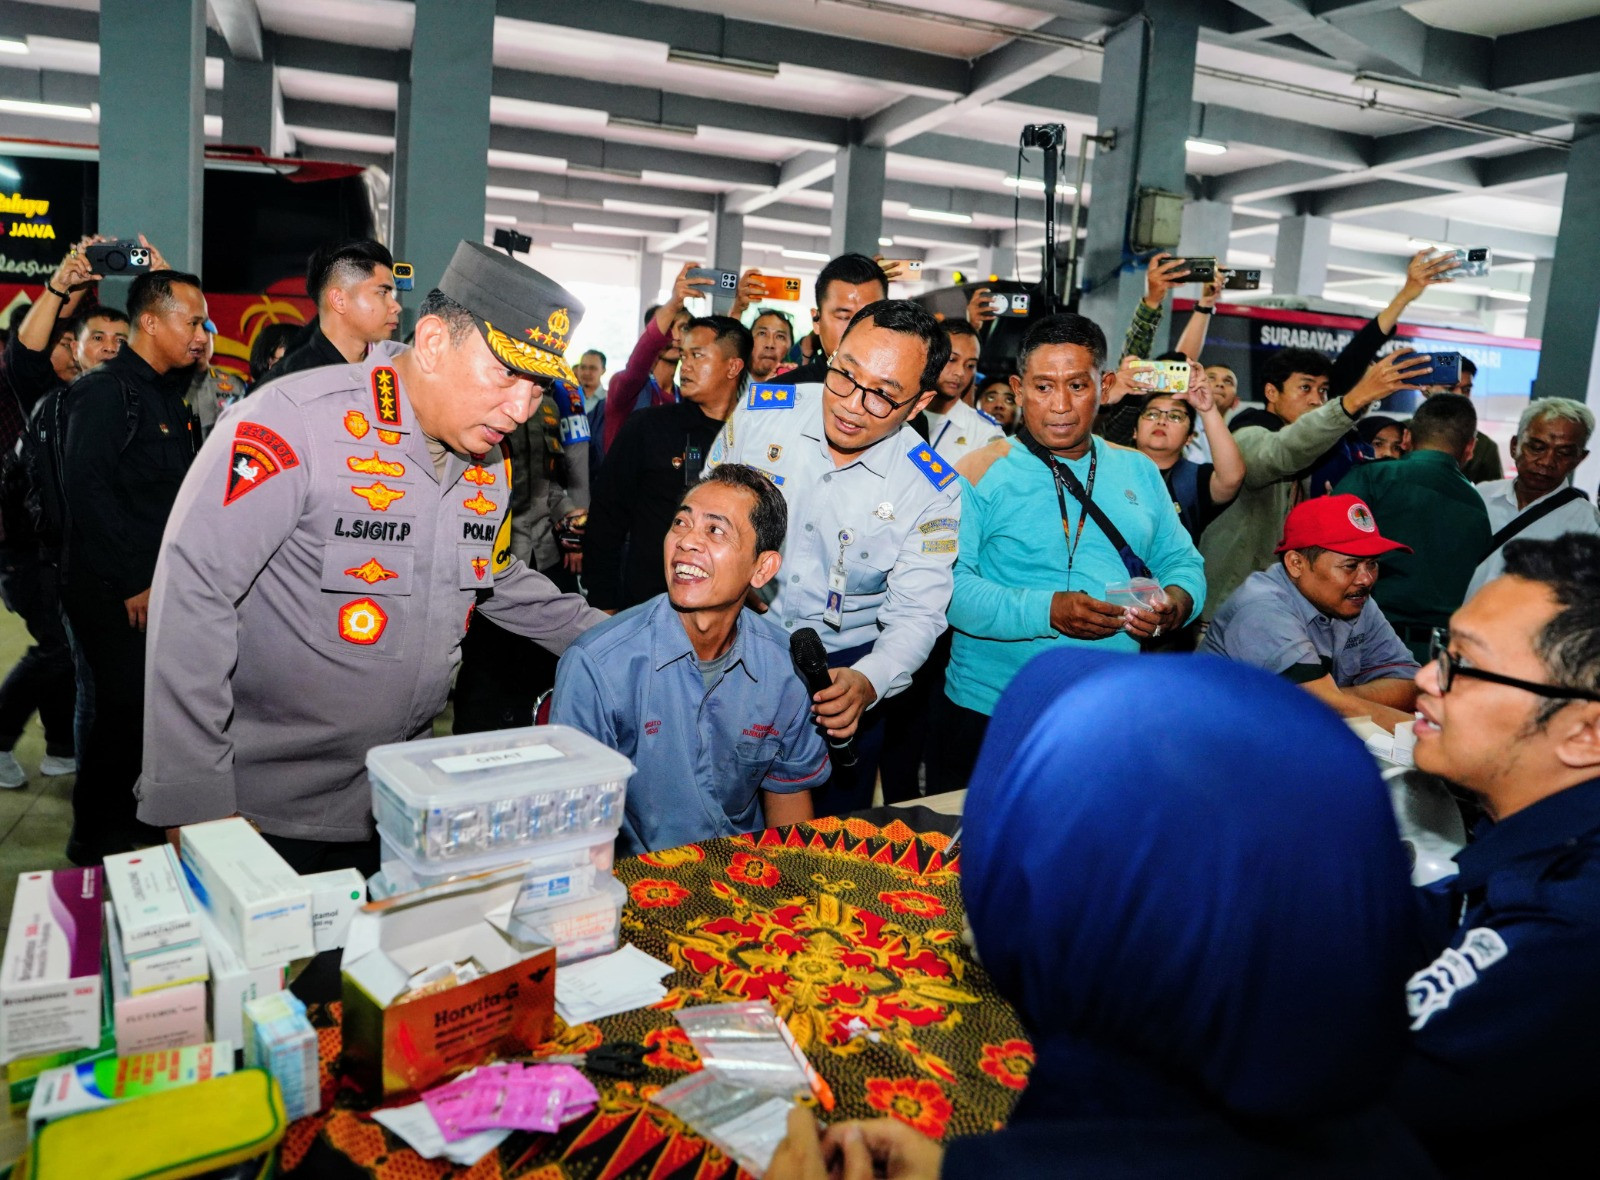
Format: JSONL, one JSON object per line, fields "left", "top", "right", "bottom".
{"left": 103, "top": 904, "right": 207, "bottom": 995}
{"left": 197, "top": 909, "right": 283, "bottom": 1050}
{"left": 103, "top": 846, "right": 200, "bottom": 956}
{"left": 1, "top": 868, "right": 104, "bottom": 1064}
{"left": 303, "top": 868, "right": 365, "bottom": 954}
{"left": 341, "top": 867, "right": 556, "bottom": 1099}
{"left": 243, "top": 991, "right": 318, "bottom": 1120}
{"left": 179, "top": 819, "right": 314, "bottom": 969}
{"left": 106, "top": 910, "right": 206, "bottom": 1057}
{"left": 26, "top": 1041, "right": 232, "bottom": 1138}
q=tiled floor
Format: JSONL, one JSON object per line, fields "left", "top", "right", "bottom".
{"left": 0, "top": 606, "right": 74, "bottom": 923}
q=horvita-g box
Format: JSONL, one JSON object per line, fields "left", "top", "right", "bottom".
{"left": 26, "top": 1041, "right": 232, "bottom": 1138}
{"left": 1, "top": 868, "right": 104, "bottom": 1064}
{"left": 197, "top": 909, "right": 284, "bottom": 1050}
{"left": 179, "top": 819, "right": 314, "bottom": 969}
{"left": 303, "top": 868, "right": 366, "bottom": 954}
{"left": 341, "top": 867, "right": 556, "bottom": 1099}
{"left": 105, "top": 909, "right": 206, "bottom": 1057}
{"left": 102, "top": 846, "right": 201, "bottom": 957}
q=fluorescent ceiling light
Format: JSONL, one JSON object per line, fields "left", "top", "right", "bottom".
{"left": 1184, "top": 138, "right": 1227, "bottom": 155}
{"left": 782, "top": 249, "right": 831, "bottom": 262}
{"left": 567, "top": 163, "right": 643, "bottom": 181}
{"left": 609, "top": 114, "right": 698, "bottom": 137}
{"left": 742, "top": 241, "right": 787, "bottom": 253}
{"left": 570, "top": 222, "right": 649, "bottom": 237}
{"left": 550, "top": 240, "right": 639, "bottom": 257}
{"left": 485, "top": 185, "right": 540, "bottom": 203}
{"left": 878, "top": 237, "right": 894, "bottom": 247}
{"left": 0, "top": 37, "right": 29, "bottom": 55}
{"left": 0, "top": 98, "right": 95, "bottom": 121}
{"left": 906, "top": 208, "right": 973, "bottom": 225}
{"left": 666, "top": 48, "right": 780, "bottom": 78}
{"left": 484, "top": 213, "right": 519, "bottom": 225}
{"left": 1003, "top": 175, "right": 1075, "bottom": 194}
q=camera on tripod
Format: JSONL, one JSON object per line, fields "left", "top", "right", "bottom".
{"left": 1021, "top": 123, "right": 1065, "bottom": 151}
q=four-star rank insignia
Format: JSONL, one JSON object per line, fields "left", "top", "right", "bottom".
{"left": 338, "top": 597, "right": 388, "bottom": 645}
{"left": 908, "top": 442, "right": 958, "bottom": 491}
{"left": 344, "top": 410, "right": 369, "bottom": 440}
{"left": 462, "top": 491, "right": 497, "bottom": 516}
{"left": 350, "top": 481, "right": 406, "bottom": 511}
{"left": 471, "top": 556, "right": 489, "bottom": 581}
{"left": 371, "top": 366, "right": 402, "bottom": 427}
{"left": 347, "top": 452, "right": 406, "bottom": 478}
{"left": 463, "top": 464, "right": 496, "bottom": 486}
{"left": 344, "top": 557, "right": 399, "bottom": 586}
{"left": 223, "top": 422, "right": 300, "bottom": 507}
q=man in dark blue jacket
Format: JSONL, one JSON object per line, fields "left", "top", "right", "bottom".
{"left": 1398, "top": 532, "right": 1600, "bottom": 1175}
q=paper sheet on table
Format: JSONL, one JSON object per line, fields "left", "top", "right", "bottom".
{"left": 372, "top": 1072, "right": 512, "bottom": 1166}
{"left": 556, "top": 945, "right": 674, "bottom": 1023}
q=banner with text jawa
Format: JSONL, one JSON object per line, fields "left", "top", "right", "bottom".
{"left": 0, "top": 156, "right": 89, "bottom": 282}
{"left": 0, "top": 280, "right": 313, "bottom": 383}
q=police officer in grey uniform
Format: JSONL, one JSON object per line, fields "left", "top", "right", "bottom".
{"left": 706, "top": 299, "right": 959, "bottom": 814}
{"left": 135, "top": 241, "right": 607, "bottom": 873}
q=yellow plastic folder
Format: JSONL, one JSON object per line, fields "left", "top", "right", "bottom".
{"left": 21, "top": 1069, "right": 287, "bottom": 1180}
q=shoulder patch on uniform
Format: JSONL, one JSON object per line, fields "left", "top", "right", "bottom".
{"left": 223, "top": 422, "right": 300, "bottom": 507}
{"left": 922, "top": 537, "right": 957, "bottom": 554}
{"left": 1406, "top": 927, "right": 1509, "bottom": 1030}
{"left": 908, "top": 443, "right": 959, "bottom": 491}
{"left": 918, "top": 517, "right": 958, "bottom": 535}
{"left": 371, "top": 365, "right": 402, "bottom": 426}
{"left": 747, "top": 382, "right": 796, "bottom": 410}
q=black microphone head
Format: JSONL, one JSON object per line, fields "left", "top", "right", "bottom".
{"left": 790, "top": 626, "right": 828, "bottom": 673}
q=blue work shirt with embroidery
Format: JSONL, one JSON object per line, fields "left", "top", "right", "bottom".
{"left": 550, "top": 594, "right": 829, "bottom": 855}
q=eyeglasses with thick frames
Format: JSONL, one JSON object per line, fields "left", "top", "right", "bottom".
{"left": 824, "top": 365, "right": 917, "bottom": 419}
{"left": 1429, "top": 632, "right": 1600, "bottom": 702}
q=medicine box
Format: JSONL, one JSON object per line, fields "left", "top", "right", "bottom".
{"left": 1, "top": 868, "right": 104, "bottom": 1064}
{"left": 303, "top": 868, "right": 366, "bottom": 954}
{"left": 341, "top": 867, "right": 556, "bottom": 1098}
{"left": 6, "top": 987, "right": 114, "bottom": 1113}
{"left": 378, "top": 827, "right": 613, "bottom": 905}
{"left": 26, "top": 1040, "right": 233, "bottom": 1138}
{"left": 179, "top": 819, "right": 314, "bottom": 969}
{"left": 102, "top": 846, "right": 200, "bottom": 956}
{"left": 369, "top": 725, "right": 632, "bottom": 864}
{"left": 511, "top": 875, "right": 626, "bottom": 965}
{"left": 197, "top": 908, "right": 284, "bottom": 1050}
{"left": 106, "top": 909, "right": 206, "bottom": 1057}
{"left": 242, "top": 991, "right": 319, "bottom": 1121}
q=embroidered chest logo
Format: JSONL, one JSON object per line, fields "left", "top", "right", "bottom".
{"left": 344, "top": 558, "right": 399, "bottom": 585}
{"left": 350, "top": 481, "right": 406, "bottom": 511}
{"left": 463, "top": 491, "right": 498, "bottom": 516}
{"left": 644, "top": 720, "right": 662, "bottom": 736}
{"left": 767, "top": 444, "right": 783, "bottom": 462}
{"left": 337, "top": 597, "right": 388, "bottom": 645}
{"left": 223, "top": 422, "right": 300, "bottom": 507}
{"left": 463, "top": 464, "right": 496, "bottom": 486}
{"left": 1124, "top": 489, "right": 1138, "bottom": 504}
{"left": 347, "top": 452, "right": 406, "bottom": 478}
{"left": 371, "top": 366, "right": 402, "bottom": 427}
{"left": 377, "top": 429, "right": 402, "bottom": 445}
{"left": 343, "top": 410, "right": 370, "bottom": 440}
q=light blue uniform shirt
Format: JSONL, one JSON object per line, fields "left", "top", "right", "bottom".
{"left": 705, "top": 382, "right": 962, "bottom": 703}
{"left": 947, "top": 437, "right": 1206, "bottom": 715}
{"left": 550, "top": 594, "right": 829, "bottom": 855}
{"left": 1202, "top": 563, "right": 1420, "bottom": 686}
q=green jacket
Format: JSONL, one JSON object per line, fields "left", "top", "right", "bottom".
{"left": 1198, "top": 397, "right": 1361, "bottom": 620}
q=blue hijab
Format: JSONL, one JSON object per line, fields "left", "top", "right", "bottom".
{"left": 963, "top": 651, "right": 1416, "bottom": 1123}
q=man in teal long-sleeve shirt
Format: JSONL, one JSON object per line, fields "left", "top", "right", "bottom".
{"left": 930, "top": 314, "right": 1206, "bottom": 791}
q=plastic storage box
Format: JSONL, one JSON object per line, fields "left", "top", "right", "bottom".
{"left": 511, "top": 876, "right": 627, "bottom": 964}
{"left": 369, "top": 726, "right": 632, "bottom": 863}
{"left": 378, "top": 828, "right": 615, "bottom": 901}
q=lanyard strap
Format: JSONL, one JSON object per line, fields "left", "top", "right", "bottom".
{"left": 1016, "top": 426, "right": 1151, "bottom": 581}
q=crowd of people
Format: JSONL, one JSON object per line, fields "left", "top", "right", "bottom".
{"left": 0, "top": 232, "right": 1597, "bottom": 1173}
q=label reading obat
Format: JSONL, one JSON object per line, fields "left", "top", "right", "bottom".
{"left": 431, "top": 745, "right": 565, "bottom": 774}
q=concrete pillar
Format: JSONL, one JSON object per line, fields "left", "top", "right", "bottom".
{"left": 1272, "top": 213, "right": 1332, "bottom": 298}
{"left": 829, "top": 142, "right": 885, "bottom": 259}
{"left": 1525, "top": 257, "right": 1555, "bottom": 341}
{"left": 1534, "top": 126, "right": 1600, "bottom": 401}
{"left": 222, "top": 51, "right": 279, "bottom": 154}
{"left": 707, "top": 194, "right": 743, "bottom": 273}
{"left": 1178, "top": 199, "right": 1232, "bottom": 265}
{"left": 1079, "top": 2, "right": 1199, "bottom": 334}
{"left": 393, "top": 0, "right": 494, "bottom": 330}
{"left": 98, "top": 0, "right": 205, "bottom": 292}
{"left": 639, "top": 252, "right": 673, "bottom": 312}
{"left": 976, "top": 241, "right": 1017, "bottom": 282}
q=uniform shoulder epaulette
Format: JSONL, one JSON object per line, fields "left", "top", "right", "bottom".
{"left": 746, "top": 382, "right": 797, "bottom": 410}
{"left": 271, "top": 365, "right": 364, "bottom": 405}
{"left": 907, "top": 441, "right": 959, "bottom": 491}
{"left": 975, "top": 407, "right": 1001, "bottom": 427}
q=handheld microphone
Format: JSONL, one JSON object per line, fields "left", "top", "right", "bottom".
{"left": 790, "top": 627, "right": 857, "bottom": 768}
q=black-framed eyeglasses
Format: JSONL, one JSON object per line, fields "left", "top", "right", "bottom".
{"left": 824, "top": 365, "right": 917, "bottom": 419}
{"left": 1429, "top": 633, "right": 1600, "bottom": 702}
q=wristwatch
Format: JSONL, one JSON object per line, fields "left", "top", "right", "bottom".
{"left": 1194, "top": 304, "right": 1215, "bottom": 315}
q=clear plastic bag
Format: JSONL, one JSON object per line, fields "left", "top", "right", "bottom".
{"left": 675, "top": 1001, "right": 831, "bottom": 1106}
{"left": 650, "top": 1070, "right": 795, "bottom": 1177}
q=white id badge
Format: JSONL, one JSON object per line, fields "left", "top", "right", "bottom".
{"left": 823, "top": 565, "right": 847, "bottom": 630}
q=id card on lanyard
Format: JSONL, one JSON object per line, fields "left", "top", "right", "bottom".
{"left": 823, "top": 528, "right": 853, "bottom": 629}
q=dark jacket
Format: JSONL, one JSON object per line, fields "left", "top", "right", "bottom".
{"left": 262, "top": 320, "right": 348, "bottom": 383}
{"left": 60, "top": 347, "right": 199, "bottom": 598}
{"left": 584, "top": 400, "right": 723, "bottom": 611}
{"left": 0, "top": 333, "right": 67, "bottom": 546}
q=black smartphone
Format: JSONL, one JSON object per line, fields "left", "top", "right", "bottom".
{"left": 85, "top": 239, "right": 152, "bottom": 276}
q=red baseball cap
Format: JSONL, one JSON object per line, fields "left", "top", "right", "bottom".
{"left": 1275, "top": 494, "right": 1413, "bottom": 557}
